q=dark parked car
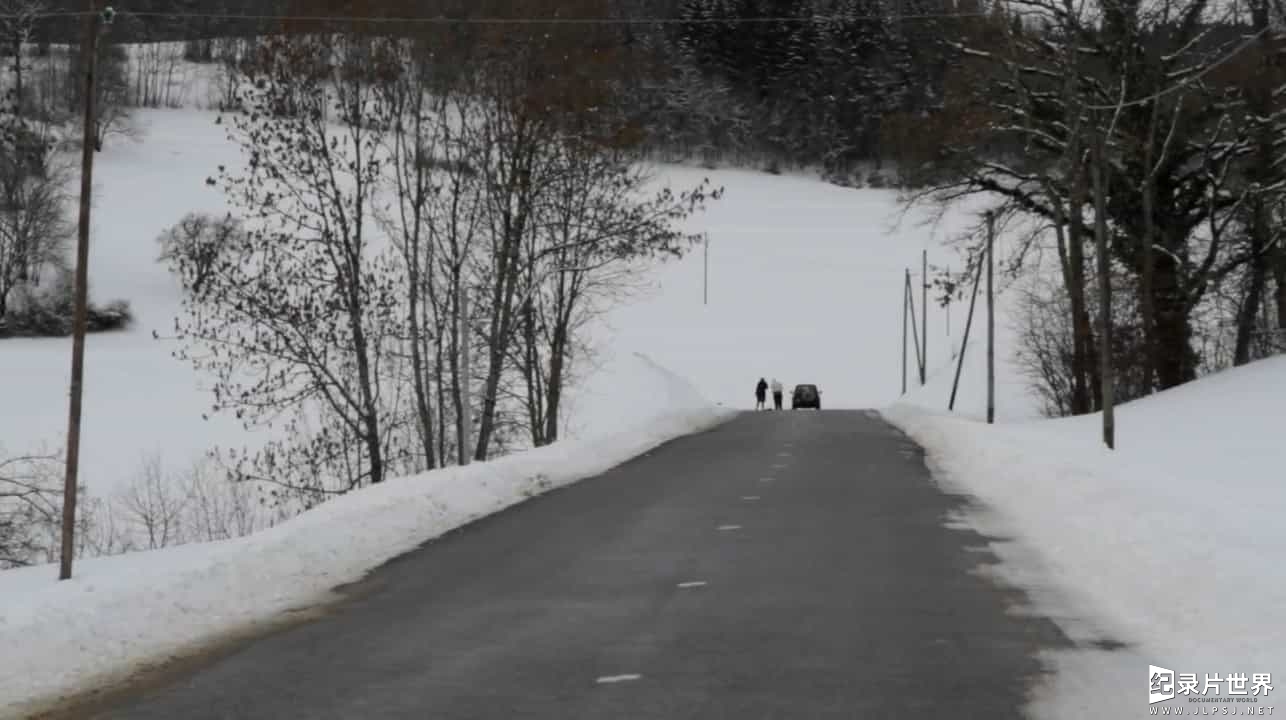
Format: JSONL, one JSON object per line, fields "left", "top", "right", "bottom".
{"left": 791, "top": 384, "right": 821, "bottom": 410}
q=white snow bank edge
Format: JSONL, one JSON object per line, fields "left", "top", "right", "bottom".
{"left": 1, "top": 356, "right": 735, "bottom": 719}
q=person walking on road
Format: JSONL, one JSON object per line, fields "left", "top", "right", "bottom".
{"left": 755, "top": 377, "right": 768, "bottom": 410}
{"left": 771, "top": 378, "right": 784, "bottom": 410}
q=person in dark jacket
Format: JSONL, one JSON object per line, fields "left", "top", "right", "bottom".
{"left": 755, "top": 377, "right": 768, "bottom": 410}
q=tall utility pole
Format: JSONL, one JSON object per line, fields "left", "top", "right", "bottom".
{"left": 459, "top": 282, "right": 473, "bottom": 466}
{"left": 921, "top": 250, "right": 928, "bottom": 386}
{"left": 61, "top": 0, "right": 102, "bottom": 581}
{"left": 986, "top": 211, "right": 996, "bottom": 425}
{"left": 1092, "top": 128, "right": 1115, "bottom": 449}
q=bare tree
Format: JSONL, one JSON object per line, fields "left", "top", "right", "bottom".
{"left": 516, "top": 142, "right": 717, "bottom": 446}
{"left": 183, "top": 459, "right": 262, "bottom": 542}
{"left": 176, "top": 35, "right": 405, "bottom": 503}
{"left": 0, "top": 113, "right": 71, "bottom": 321}
{"left": 0, "top": 450, "right": 60, "bottom": 568}
{"left": 131, "top": 41, "right": 189, "bottom": 109}
{"left": 0, "top": 0, "right": 43, "bottom": 118}
{"left": 119, "top": 455, "right": 188, "bottom": 550}
{"left": 377, "top": 38, "right": 440, "bottom": 472}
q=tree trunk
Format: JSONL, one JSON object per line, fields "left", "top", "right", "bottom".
{"left": 474, "top": 151, "right": 533, "bottom": 462}
{"left": 1092, "top": 129, "right": 1115, "bottom": 449}
{"left": 473, "top": 233, "right": 521, "bottom": 461}
{"left": 406, "top": 231, "right": 435, "bottom": 471}
{"left": 1068, "top": 156, "right": 1095, "bottom": 414}
{"left": 1139, "top": 100, "right": 1161, "bottom": 393}
{"left": 1274, "top": 242, "right": 1286, "bottom": 333}
{"left": 13, "top": 29, "right": 23, "bottom": 119}
{"left": 451, "top": 272, "right": 467, "bottom": 466}
{"left": 522, "top": 294, "right": 544, "bottom": 447}
{"left": 543, "top": 323, "right": 568, "bottom": 445}
{"left": 347, "top": 284, "right": 384, "bottom": 485}
{"left": 1234, "top": 200, "right": 1269, "bottom": 366}
{"left": 435, "top": 340, "right": 448, "bottom": 466}
{"left": 1151, "top": 252, "right": 1196, "bottom": 388}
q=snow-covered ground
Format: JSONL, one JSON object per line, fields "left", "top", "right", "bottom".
{"left": 8, "top": 97, "right": 1279, "bottom": 720}
{"left": 592, "top": 165, "right": 981, "bottom": 413}
{"left": 0, "top": 108, "right": 982, "bottom": 500}
{"left": 0, "top": 350, "right": 732, "bottom": 719}
{"left": 1, "top": 106, "right": 977, "bottom": 716}
{"left": 886, "top": 355, "right": 1286, "bottom": 716}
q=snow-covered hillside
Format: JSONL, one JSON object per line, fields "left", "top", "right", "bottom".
{"left": 887, "top": 355, "right": 1286, "bottom": 716}
{"left": 0, "top": 108, "right": 991, "bottom": 500}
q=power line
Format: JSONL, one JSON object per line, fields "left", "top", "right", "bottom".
{"left": 0, "top": 9, "right": 1010, "bottom": 23}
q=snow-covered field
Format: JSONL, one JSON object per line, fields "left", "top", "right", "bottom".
{"left": 887, "top": 354, "right": 1286, "bottom": 716}
{"left": 0, "top": 108, "right": 981, "bottom": 499}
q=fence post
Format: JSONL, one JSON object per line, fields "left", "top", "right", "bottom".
{"left": 921, "top": 250, "right": 928, "bottom": 386}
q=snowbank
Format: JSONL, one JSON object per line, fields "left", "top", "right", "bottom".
{"left": 884, "top": 355, "right": 1286, "bottom": 716}
{"left": 0, "top": 353, "right": 734, "bottom": 719}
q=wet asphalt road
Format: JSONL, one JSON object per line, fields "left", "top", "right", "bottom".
{"left": 93, "top": 410, "right": 1067, "bottom": 719}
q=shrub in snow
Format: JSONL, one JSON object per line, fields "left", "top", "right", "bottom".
{"left": 157, "top": 212, "right": 242, "bottom": 296}
{"left": 0, "top": 272, "right": 133, "bottom": 339}
{"left": 0, "top": 451, "right": 61, "bottom": 569}
{"left": 1014, "top": 266, "right": 1161, "bottom": 418}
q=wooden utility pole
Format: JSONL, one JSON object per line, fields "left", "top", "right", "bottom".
{"left": 1092, "top": 128, "right": 1115, "bottom": 448}
{"left": 921, "top": 250, "right": 928, "bottom": 386}
{"left": 905, "top": 270, "right": 923, "bottom": 386}
{"left": 901, "top": 273, "right": 909, "bottom": 395}
{"left": 948, "top": 253, "right": 984, "bottom": 412}
{"left": 60, "top": 0, "right": 101, "bottom": 581}
{"left": 986, "top": 211, "right": 996, "bottom": 425}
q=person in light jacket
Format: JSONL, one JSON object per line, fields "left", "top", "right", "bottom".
{"left": 771, "top": 378, "right": 784, "bottom": 410}
{"left": 755, "top": 377, "right": 768, "bottom": 410}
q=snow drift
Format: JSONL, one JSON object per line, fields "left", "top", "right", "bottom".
{"left": 884, "top": 354, "right": 1286, "bottom": 716}
{"left": 0, "top": 352, "right": 734, "bottom": 719}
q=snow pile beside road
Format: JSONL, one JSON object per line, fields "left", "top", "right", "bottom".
{"left": 0, "top": 353, "right": 734, "bottom": 720}
{"left": 884, "top": 355, "right": 1286, "bottom": 716}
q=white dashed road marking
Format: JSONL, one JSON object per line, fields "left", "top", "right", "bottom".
{"left": 759, "top": 477, "right": 774, "bottom": 483}
{"left": 742, "top": 496, "right": 760, "bottom": 501}
{"left": 778, "top": 452, "right": 792, "bottom": 457}
{"left": 677, "top": 581, "right": 708, "bottom": 588}
{"left": 596, "top": 675, "right": 642, "bottom": 684}
{"left": 717, "top": 524, "right": 742, "bottom": 531}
